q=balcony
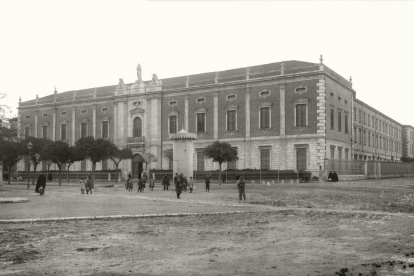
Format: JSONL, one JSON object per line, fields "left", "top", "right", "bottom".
{"left": 127, "top": 136, "right": 145, "bottom": 147}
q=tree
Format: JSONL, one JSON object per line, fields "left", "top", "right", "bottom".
{"left": 142, "top": 152, "right": 157, "bottom": 175}
{"left": 42, "top": 141, "right": 72, "bottom": 185}
{"left": 162, "top": 149, "right": 173, "bottom": 170}
{"left": 401, "top": 157, "right": 414, "bottom": 162}
{"left": 204, "top": 141, "right": 238, "bottom": 185}
{"left": 24, "top": 137, "right": 52, "bottom": 185}
{"left": 107, "top": 143, "right": 133, "bottom": 184}
{"left": 75, "top": 137, "right": 112, "bottom": 184}
{"left": 0, "top": 140, "right": 26, "bottom": 184}
{"left": 64, "top": 146, "right": 83, "bottom": 183}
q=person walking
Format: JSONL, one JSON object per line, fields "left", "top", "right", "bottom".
{"left": 85, "top": 175, "right": 93, "bottom": 194}
{"left": 237, "top": 176, "right": 246, "bottom": 200}
{"left": 175, "top": 176, "right": 183, "bottom": 199}
{"left": 35, "top": 172, "right": 47, "bottom": 195}
{"left": 162, "top": 175, "right": 170, "bottom": 191}
{"left": 138, "top": 178, "right": 146, "bottom": 192}
{"left": 188, "top": 176, "right": 195, "bottom": 193}
{"left": 126, "top": 174, "right": 133, "bottom": 192}
{"left": 174, "top": 173, "right": 179, "bottom": 187}
{"left": 149, "top": 175, "right": 155, "bottom": 191}
{"left": 79, "top": 177, "right": 86, "bottom": 194}
{"left": 47, "top": 173, "right": 53, "bottom": 183}
{"left": 204, "top": 174, "right": 211, "bottom": 193}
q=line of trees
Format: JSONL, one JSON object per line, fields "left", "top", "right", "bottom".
{"left": 0, "top": 136, "right": 133, "bottom": 186}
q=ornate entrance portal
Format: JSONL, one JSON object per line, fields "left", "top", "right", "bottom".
{"left": 132, "top": 154, "right": 144, "bottom": 179}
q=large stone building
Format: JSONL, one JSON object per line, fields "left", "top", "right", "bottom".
{"left": 17, "top": 57, "right": 412, "bottom": 179}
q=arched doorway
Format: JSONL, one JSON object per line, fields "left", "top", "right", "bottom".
{"left": 132, "top": 154, "right": 144, "bottom": 179}
{"left": 133, "top": 117, "right": 142, "bottom": 137}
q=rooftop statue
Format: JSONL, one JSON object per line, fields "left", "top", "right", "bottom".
{"left": 137, "top": 64, "right": 142, "bottom": 81}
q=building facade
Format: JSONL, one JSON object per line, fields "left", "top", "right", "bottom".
{"left": 17, "top": 58, "right": 412, "bottom": 179}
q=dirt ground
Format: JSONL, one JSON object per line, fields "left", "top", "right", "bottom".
{"left": 1, "top": 179, "right": 414, "bottom": 276}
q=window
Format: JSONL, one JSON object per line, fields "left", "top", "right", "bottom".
{"left": 227, "top": 110, "right": 236, "bottom": 131}
{"left": 102, "top": 159, "right": 108, "bottom": 170}
{"left": 353, "top": 108, "right": 357, "bottom": 121}
{"left": 260, "top": 107, "right": 270, "bottom": 129}
{"left": 133, "top": 117, "right": 142, "bottom": 137}
{"left": 81, "top": 160, "right": 87, "bottom": 171}
{"left": 338, "top": 147, "right": 343, "bottom": 169}
{"left": 380, "top": 136, "right": 382, "bottom": 149}
{"left": 169, "top": 115, "right": 177, "bottom": 134}
{"left": 359, "top": 128, "right": 362, "bottom": 144}
{"left": 260, "top": 148, "right": 270, "bottom": 170}
{"left": 43, "top": 126, "right": 48, "bottom": 139}
{"left": 102, "top": 121, "right": 109, "bottom": 138}
{"left": 296, "top": 147, "right": 307, "bottom": 170}
{"left": 330, "top": 107, "right": 334, "bottom": 129}
{"left": 338, "top": 110, "right": 342, "bottom": 132}
{"left": 368, "top": 132, "right": 371, "bottom": 147}
{"left": 358, "top": 110, "right": 361, "bottom": 123}
{"left": 368, "top": 115, "right": 370, "bottom": 127}
{"left": 375, "top": 119, "right": 378, "bottom": 130}
{"left": 81, "top": 122, "right": 87, "bottom": 138}
{"left": 296, "top": 104, "right": 306, "bottom": 127}
{"left": 25, "top": 126, "right": 30, "bottom": 139}
{"left": 345, "top": 113, "right": 349, "bottom": 133}
{"left": 196, "top": 151, "right": 205, "bottom": 171}
{"left": 227, "top": 148, "right": 237, "bottom": 169}
{"left": 364, "top": 130, "right": 366, "bottom": 145}
{"left": 196, "top": 113, "right": 206, "bottom": 133}
{"left": 354, "top": 127, "right": 357, "bottom": 143}
{"left": 61, "top": 124, "right": 67, "bottom": 140}
{"left": 376, "top": 135, "right": 378, "bottom": 148}
{"left": 363, "top": 112, "right": 366, "bottom": 124}
{"left": 372, "top": 117, "right": 374, "bottom": 128}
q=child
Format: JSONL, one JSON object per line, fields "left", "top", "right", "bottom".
{"left": 126, "top": 174, "right": 133, "bottom": 192}
{"left": 79, "top": 177, "right": 85, "bottom": 194}
{"left": 188, "top": 176, "right": 194, "bottom": 193}
{"left": 149, "top": 175, "right": 155, "bottom": 191}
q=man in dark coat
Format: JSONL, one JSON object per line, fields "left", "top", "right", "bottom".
{"left": 204, "top": 174, "right": 211, "bottom": 192}
{"left": 237, "top": 176, "right": 246, "bottom": 200}
{"left": 175, "top": 176, "right": 182, "bottom": 199}
{"left": 328, "top": 171, "right": 334, "bottom": 182}
{"left": 333, "top": 171, "right": 339, "bottom": 182}
{"left": 47, "top": 173, "right": 53, "bottom": 182}
{"left": 162, "top": 175, "right": 170, "bottom": 191}
{"left": 35, "top": 172, "right": 47, "bottom": 194}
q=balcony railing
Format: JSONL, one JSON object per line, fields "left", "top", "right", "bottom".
{"left": 127, "top": 137, "right": 145, "bottom": 144}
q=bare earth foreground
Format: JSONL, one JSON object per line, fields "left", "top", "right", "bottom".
{"left": 1, "top": 179, "right": 414, "bottom": 276}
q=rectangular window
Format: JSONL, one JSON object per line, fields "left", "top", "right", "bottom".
{"left": 61, "top": 124, "right": 67, "bottom": 140}
{"left": 372, "top": 117, "right": 374, "bottom": 128}
{"left": 296, "top": 104, "right": 306, "bottom": 127}
{"left": 358, "top": 110, "right": 361, "bottom": 123}
{"left": 296, "top": 148, "right": 307, "bottom": 170}
{"left": 81, "top": 160, "right": 87, "bottom": 171}
{"left": 375, "top": 119, "right": 378, "bottom": 130}
{"left": 359, "top": 128, "right": 362, "bottom": 144}
{"left": 363, "top": 112, "right": 366, "bottom": 125}
{"left": 353, "top": 108, "right": 357, "bottom": 121}
{"left": 260, "top": 148, "right": 270, "bottom": 170}
{"left": 345, "top": 113, "right": 349, "bottom": 133}
{"left": 368, "top": 132, "right": 371, "bottom": 147}
{"left": 364, "top": 130, "right": 366, "bottom": 145}
{"left": 81, "top": 123, "right": 87, "bottom": 138}
{"left": 25, "top": 127, "right": 30, "bottom": 139}
{"left": 227, "top": 110, "right": 236, "bottom": 131}
{"left": 330, "top": 107, "right": 334, "bottom": 129}
{"left": 380, "top": 136, "right": 382, "bottom": 149}
{"left": 196, "top": 113, "right": 205, "bottom": 133}
{"left": 354, "top": 127, "right": 357, "bottom": 143}
{"left": 368, "top": 115, "right": 370, "bottom": 127}
{"left": 260, "top": 107, "right": 270, "bottom": 128}
{"left": 330, "top": 146, "right": 335, "bottom": 160}
{"left": 196, "top": 151, "right": 205, "bottom": 171}
{"left": 338, "top": 110, "right": 342, "bottom": 132}
{"left": 169, "top": 115, "right": 177, "bottom": 134}
{"left": 376, "top": 135, "right": 378, "bottom": 148}
{"left": 102, "top": 159, "right": 108, "bottom": 170}
{"left": 43, "top": 126, "right": 48, "bottom": 139}
{"left": 227, "top": 148, "right": 237, "bottom": 170}
{"left": 102, "top": 121, "right": 109, "bottom": 138}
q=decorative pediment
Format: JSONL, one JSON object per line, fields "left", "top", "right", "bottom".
{"left": 294, "top": 98, "right": 309, "bottom": 104}
{"left": 59, "top": 120, "right": 68, "bottom": 125}
{"left": 259, "top": 102, "right": 272, "bottom": 108}
{"left": 129, "top": 107, "right": 145, "bottom": 115}
{"left": 42, "top": 121, "right": 50, "bottom": 126}
{"left": 195, "top": 108, "right": 207, "bottom": 114}
{"left": 80, "top": 118, "right": 89, "bottom": 123}
{"left": 102, "top": 116, "right": 111, "bottom": 121}
{"left": 168, "top": 110, "right": 179, "bottom": 117}
{"left": 225, "top": 104, "right": 238, "bottom": 111}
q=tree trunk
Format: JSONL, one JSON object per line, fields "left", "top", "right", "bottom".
{"left": 66, "top": 165, "right": 70, "bottom": 183}
{"left": 219, "top": 163, "right": 222, "bottom": 185}
{"left": 32, "top": 162, "right": 38, "bottom": 185}
{"left": 8, "top": 166, "right": 12, "bottom": 185}
{"left": 58, "top": 164, "right": 62, "bottom": 186}
{"left": 115, "top": 163, "right": 119, "bottom": 184}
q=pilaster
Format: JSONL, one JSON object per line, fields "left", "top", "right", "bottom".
{"left": 245, "top": 86, "right": 251, "bottom": 168}
{"left": 52, "top": 110, "right": 56, "bottom": 141}
{"left": 213, "top": 91, "right": 219, "bottom": 140}
{"left": 316, "top": 78, "right": 327, "bottom": 168}
{"left": 157, "top": 98, "right": 163, "bottom": 168}
{"left": 279, "top": 84, "right": 286, "bottom": 170}
{"left": 184, "top": 95, "right": 189, "bottom": 131}
{"left": 93, "top": 105, "right": 96, "bottom": 138}
{"left": 146, "top": 98, "right": 152, "bottom": 149}
{"left": 118, "top": 102, "right": 125, "bottom": 147}
{"left": 72, "top": 107, "right": 76, "bottom": 145}
{"left": 34, "top": 111, "right": 38, "bottom": 138}
{"left": 114, "top": 104, "right": 118, "bottom": 145}
{"left": 123, "top": 102, "right": 128, "bottom": 147}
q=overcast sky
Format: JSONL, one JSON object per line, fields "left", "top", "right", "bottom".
{"left": 1, "top": 0, "right": 413, "bottom": 125}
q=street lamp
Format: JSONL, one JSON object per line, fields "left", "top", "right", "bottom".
{"left": 27, "top": 142, "right": 33, "bottom": 190}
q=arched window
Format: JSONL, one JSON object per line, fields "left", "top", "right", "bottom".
{"left": 133, "top": 117, "right": 142, "bottom": 137}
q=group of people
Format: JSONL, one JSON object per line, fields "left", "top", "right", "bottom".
{"left": 78, "top": 176, "right": 94, "bottom": 194}
{"left": 125, "top": 173, "right": 155, "bottom": 193}
{"left": 327, "top": 171, "right": 339, "bottom": 182}
{"left": 172, "top": 173, "right": 195, "bottom": 199}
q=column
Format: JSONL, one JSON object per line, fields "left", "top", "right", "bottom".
{"left": 279, "top": 84, "right": 286, "bottom": 170}
{"left": 184, "top": 95, "right": 189, "bottom": 131}
{"left": 93, "top": 105, "right": 96, "bottom": 138}
{"left": 157, "top": 98, "right": 163, "bottom": 169}
{"left": 214, "top": 91, "right": 218, "bottom": 140}
{"left": 244, "top": 86, "right": 251, "bottom": 168}
{"left": 34, "top": 111, "right": 38, "bottom": 138}
{"left": 114, "top": 104, "right": 118, "bottom": 145}
{"left": 72, "top": 107, "right": 76, "bottom": 146}
{"left": 146, "top": 98, "right": 152, "bottom": 149}
{"left": 124, "top": 102, "right": 128, "bottom": 147}
{"left": 118, "top": 102, "right": 124, "bottom": 146}
{"left": 52, "top": 110, "right": 56, "bottom": 141}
